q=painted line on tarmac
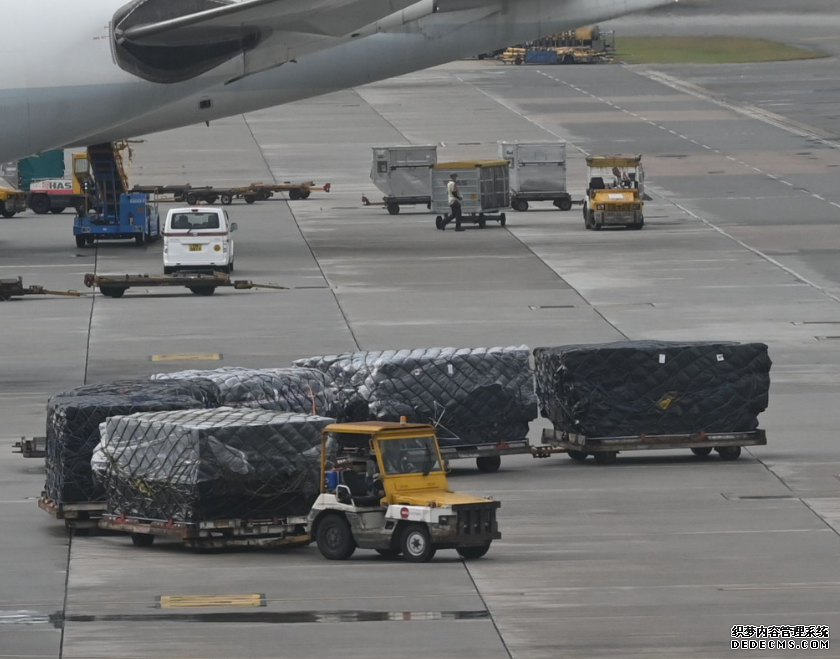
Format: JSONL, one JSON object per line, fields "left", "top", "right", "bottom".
{"left": 534, "top": 67, "right": 840, "bottom": 214}
{"left": 636, "top": 68, "right": 840, "bottom": 149}
{"left": 673, "top": 202, "right": 840, "bottom": 306}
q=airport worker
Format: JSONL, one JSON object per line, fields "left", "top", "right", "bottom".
{"left": 439, "top": 172, "right": 464, "bottom": 231}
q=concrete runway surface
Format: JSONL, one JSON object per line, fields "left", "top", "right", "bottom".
{"left": 2, "top": 2, "right": 839, "bottom": 658}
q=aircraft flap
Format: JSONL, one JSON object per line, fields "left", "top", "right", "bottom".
{"left": 117, "top": 0, "right": 418, "bottom": 45}
{"left": 112, "top": 0, "right": 419, "bottom": 83}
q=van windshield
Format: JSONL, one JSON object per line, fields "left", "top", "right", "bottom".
{"left": 169, "top": 212, "right": 221, "bottom": 231}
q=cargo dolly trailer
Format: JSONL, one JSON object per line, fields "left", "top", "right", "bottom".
{"left": 84, "top": 272, "right": 289, "bottom": 298}
{"left": 439, "top": 439, "right": 533, "bottom": 473}
{"left": 99, "top": 514, "right": 310, "bottom": 550}
{"left": 534, "top": 428, "right": 767, "bottom": 465}
{"left": 38, "top": 496, "right": 105, "bottom": 534}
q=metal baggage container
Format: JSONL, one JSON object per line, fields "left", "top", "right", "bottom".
{"left": 369, "top": 145, "right": 436, "bottom": 215}
{"left": 498, "top": 141, "right": 573, "bottom": 212}
{"left": 431, "top": 160, "right": 509, "bottom": 229}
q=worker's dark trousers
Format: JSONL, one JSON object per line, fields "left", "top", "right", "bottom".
{"left": 442, "top": 201, "right": 462, "bottom": 228}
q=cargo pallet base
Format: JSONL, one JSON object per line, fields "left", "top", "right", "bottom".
{"left": 98, "top": 515, "right": 311, "bottom": 550}
{"left": 440, "top": 439, "right": 532, "bottom": 473}
{"left": 535, "top": 428, "right": 767, "bottom": 465}
{"left": 38, "top": 496, "right": 105, "bottom": 533}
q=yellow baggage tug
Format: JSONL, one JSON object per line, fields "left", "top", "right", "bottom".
{"left": 309, "top": 420, "right": 500, "bottom": 562}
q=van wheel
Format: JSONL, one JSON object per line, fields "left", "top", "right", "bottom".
{"left": 400, "top": 524, "right": 436, "bottom": 563}
{"left": 316, "top": 514, "right": 356, "bottom": 560}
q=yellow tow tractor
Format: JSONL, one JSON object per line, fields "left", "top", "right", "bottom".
{"left": 0, "top": 186, "right": 27, "bottom": 218}
{"left": 309, "top": 421, "right": 501, "bottom": 563}
{"left": 583, "top": 155, "right": 645, "bottom": 231}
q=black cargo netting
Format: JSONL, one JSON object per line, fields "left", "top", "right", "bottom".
{"left": 93, "top": 409, "right": 332, "bottom": 523}
{"left": 295, "top": 347, "right": 537, "bottom": 446}
{"left": 534, "top": 341, "right": 771, "bottom": 438}
{"left": 152, "top": 367, "right": 338, "bottom": 417}
{"left": 54, "top": 378, "right": 223, "bottom": 408}
{"left": 45, "top": 383, "right": 210, "bottom": 504}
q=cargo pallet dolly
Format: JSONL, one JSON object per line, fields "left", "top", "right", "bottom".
{"left": 440, "top": 439, "right": 533, "bottom": 473}
{"left": 84, "top": 272, "right": 289, "bottom": 298}
{"left": 499, "top": 141, "right": 580, "bottom": 213}
{"left": 98, "top": 514, "right": 310, "bottom": 550}
{"left": 38, "top": 496, "right": 106, "bottom": 534}
{"left": 0, "top": 277, "right": 81, "bottom": 301}
{"left": 132, "top": 181, "right": 330, "bottom": 206}
{"left": 366, "top": 145, "right": 437, "bottom": 215}
{"left": 12, "top": 436, "right": 46, "bottom": 457}
{"left": 362, "top": 195, "right": 431, "bottom": 215}
{"left": 431, "top": 160, "right": 511, "bottom": 231}
{"left": 533, "top": 428, "right": 767, "bottom": 465}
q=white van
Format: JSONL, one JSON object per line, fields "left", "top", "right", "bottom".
{"left": 163, "top": 207, "right": 237, "bottom": 274}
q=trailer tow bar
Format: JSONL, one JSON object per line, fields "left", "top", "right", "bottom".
{"left": 84, "top": 273, "right": 289, "bottom": 298}
{"left": 0, "top": 277, "right": 81, "bottom": 300}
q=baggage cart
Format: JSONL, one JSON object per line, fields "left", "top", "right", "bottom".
{"left": 83, "top": 272, "right": 288, "bottom": 298}
{"left": 431, "top": 160, "right": 509, "bottom": 230}
{"left": 98, "top": 514, "right": 310, "bottom": 550}
{"left": 499, "top": 141, "right": 576, "bottom": 212}
{"left": 365, "top": 145, "right": 437, "bottom": 215}
{"left": 38, "top": 496, "right": 105, "bottom": 534}
{"left": 439, "top": 439, "right": 532, "bottom": 473}
{"left": 534, "top": 428, "right": 767, "bottom": 465}
{"left": 12, "top": 436, "right": 46, "bottom": 457}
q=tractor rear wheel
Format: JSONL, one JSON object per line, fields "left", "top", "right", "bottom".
{"left": 316, "top": 514, "right": 356, "bottom": 560}
{"left": 457, "top": 542, "right": 491, "bottom": 559}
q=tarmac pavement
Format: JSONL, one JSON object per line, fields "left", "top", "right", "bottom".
{"left": 2, "top": 3, "right": 840, "bottom": 657}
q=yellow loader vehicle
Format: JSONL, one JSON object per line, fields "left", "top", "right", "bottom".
{"left": 0, "top": 186, "right": 27, "bottom": 218}
{"left": 309, "top": 421, "right": 501, "bottom": 563}
{"left": 583, "top": 155, "right": 645, "bottom": 231}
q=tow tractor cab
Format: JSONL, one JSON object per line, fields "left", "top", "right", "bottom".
{"left": 163, "top": 207, "right": 237, "bottom": 274}
{"left": 584, "top": 155, "right": 645, "bottom": 231}
{"left": 309, "top": 421, "right": 501, "bottom": 563}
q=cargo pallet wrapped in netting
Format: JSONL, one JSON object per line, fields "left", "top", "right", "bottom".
{"left": 45, "top": 379, "right": 220, "bottom": 504}
{"left": 93, "top": 409, "right": 332, "bottom": 523}
{"left": 151, "top": 367, "right": 338, "bottom": 417}
{"left": 295, "top": 347, "right": 537, "bottom": 446}
{"left": 534, "top": 341, "right": 771, "bottom": 439}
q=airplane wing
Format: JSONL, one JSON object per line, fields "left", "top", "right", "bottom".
{"left": 113, "top": 0, "right": 422, "bottom": 83}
